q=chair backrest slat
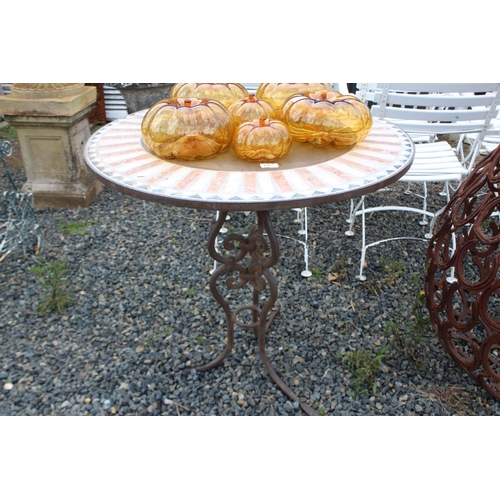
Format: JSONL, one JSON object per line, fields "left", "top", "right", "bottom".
{"left": 365, "top": 91, "right": 496, "bottom": 109}
{"left": 366, "top": 83, "right": 500, "bottom": 93}
{"left": 372, "top": 120, "right": 492, "bottom": 135}
{"left": 372, "top": 106, "right": 493, "bottom": 126}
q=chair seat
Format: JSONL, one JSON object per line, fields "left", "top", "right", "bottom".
{"left": 409, "top": 133, "right": 436, "bottom": 143}
{"left": 400, "top": 141, "right": 467, "bottom": 182}
{"left": 466, "top": 131, "right": 500, "bottom": 154}
{"left": 464, "top": 110, "right": 500, "bottom": 154}
{"left": 482, "top": 138, "right": 500, "bottom": 154}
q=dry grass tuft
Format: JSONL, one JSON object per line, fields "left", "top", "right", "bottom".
{"left": 421, "top": 384, "right": 476, "bottom": 416}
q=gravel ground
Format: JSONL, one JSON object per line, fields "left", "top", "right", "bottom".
{"left": 2, "top": 134, "right": 500, "bottom": 417}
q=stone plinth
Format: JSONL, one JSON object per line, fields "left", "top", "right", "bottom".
{"left": 0, "top": 83, "right": 102, "bottom": 208}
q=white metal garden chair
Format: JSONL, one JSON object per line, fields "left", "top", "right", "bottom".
{"left": 345, "top": 83, "right": 500, "bottom": 281}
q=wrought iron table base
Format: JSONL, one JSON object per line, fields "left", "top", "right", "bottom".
{"left": 192, "top": 210, "right": 316, "bottom": 416}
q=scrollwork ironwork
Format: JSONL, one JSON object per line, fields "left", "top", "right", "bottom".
{"left": 195, "top": 209, "right": 316, "bottom": 415}
{"left": 1, "top": 139, "right": 40, "bottom": 257}
{"left": 1, "top": 139, "right": 12, "bottom": 158}
{"left": 425, "top": 145, "right": 500, "bottom": 401}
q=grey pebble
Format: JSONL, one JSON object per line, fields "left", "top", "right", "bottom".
{"left": 1, "top": 177, "right": 499, "bottom": 417}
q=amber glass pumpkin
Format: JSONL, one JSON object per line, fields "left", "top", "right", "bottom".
{"left": 141, "top": 97, "right": 234, "bottom": 160}
{"left": 232, "top": 117, "right": 292, "bottom": 161}
{"left": 170, "top": 83, "right": 249, "bottom": 108}
{"left": 279, "top": 90, "right": 373, "bottom": 147}
{"left": 255, "top": 83, "right": 334, "bottom": 109}
{"left": 227, "top": 94, "right": 277, "bottom": 127}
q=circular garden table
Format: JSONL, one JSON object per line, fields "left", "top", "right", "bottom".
{"left": 84, "top": 110, "right": 414, "bottom": 415}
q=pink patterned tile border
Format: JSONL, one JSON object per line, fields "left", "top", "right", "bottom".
{"left": 84, "top": 110, "right": 414, "bottom": 209}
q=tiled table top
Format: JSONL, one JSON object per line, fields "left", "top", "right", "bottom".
{"left": 84, "top": 110, "right": 414, "bottom": 211}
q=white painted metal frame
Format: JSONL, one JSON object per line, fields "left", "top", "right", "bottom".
{"left": 347, "top": 83, "right": 500, "bottom": 281}
{"left": 462, "top": 104, "right": 500, "bottom": 155}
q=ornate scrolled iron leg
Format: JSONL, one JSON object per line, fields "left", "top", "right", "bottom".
{"left": 194, "top": 210, "right": 316, "bottom": 415}
{"left": 193, "top": 211, "right": 236, "bottom": 372}
{"left": 255, "top": 212, "right": 316, "bottom": 415}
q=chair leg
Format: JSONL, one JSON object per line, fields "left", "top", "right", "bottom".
{"left": 297, "top": 207, "right": 307, "bottom": 236}
{"left": 357, "top": 198, "right": 367, "bottom": 281}
{"left": 439, "top": 180, "right": 449, "bottom": 197}
{"left": 448, "top": 231, "right": 458, "bottom": 283}
{"left": 210, "top": 232, "right": 222, "bottom": 275}
{"left": 419, "top": 182, "right": 429, "bottom": 226}
{"left": 210, "top": 211, "right": 228, "bottom": 274}
{"left": 346, "top": 199, "right": 355, "bottom": 224}
{"left": 444, "top": 231, "right": 458, "bottom": 283}
{"left": 291, "top": 207, "right": 312, "bottom": 277}
{"left": 299, "top": 207, "right": 311, "bottom": 277}
{"left": 292, "top": 207, "right": 302, "bottom": 225}
{"left": 345, "top": 196, "right": 364, "bottom": 236}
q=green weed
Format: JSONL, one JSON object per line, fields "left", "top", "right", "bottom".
{"left": 411, "top": 291, "right": 431, "bottom": 336}
{"left": 383, "top": 290, "right": 431, "bottom": 370}
{"left": 342, "top": 344, "right": 391, "bottom": 396}
{"left": 311, "top": 267, "right": 325, "bottom": 282}
{"left": 30, "top": 259, "right": 73, "bottom": 314}
{"left": 0, "top": 124, "right": 18, "bottom": 141}
{"left": 380, "top": 255, "right": 405, "bottom": 282}
{"left": 56, "top": 217, "right": 94, "bottom": 236}
{"left": 145, "top": 335, "right": 157, "bottom": 347}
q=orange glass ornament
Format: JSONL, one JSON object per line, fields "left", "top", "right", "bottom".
{"left": 279, "top": 91, "right": 373, "bottom": 147}
{"left": 141, "top": 97, "right": 234, "bottom": 160}
{"left": 232, "top": 117, "right": 292, "bottom": 161}
{"left": 170, "top": 83, "right": 249, "bottom": 108}
{"left": 228, "top": 94, "right": 276, "bottom": 127}
{"left": 255, "top": 83, "right": 334, "bottom": 109}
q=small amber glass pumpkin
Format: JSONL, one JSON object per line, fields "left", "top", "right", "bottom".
{"left": 227, "top": 94, "right": 277, "bottom": 127}
{"left": 170, "top": 83, "right": 249, "bottom": 108}
{"left": 141, "top": 97, "right": 234, "bottom": 160}
{"left": 279, "top": 90, "right": 373, "bottom": 147}
{"left": 232, "top": 117, "right": 292, "bottom": 161}
{"left": 255, "top": 83, "right": 334, "bottom": 109}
